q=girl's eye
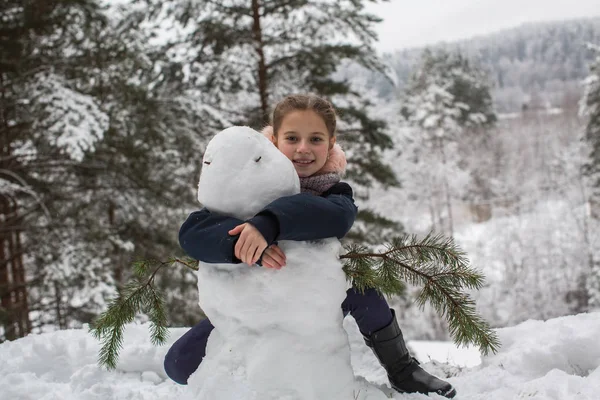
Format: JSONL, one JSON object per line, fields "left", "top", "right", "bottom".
{"left": 285, "top": 136, "right": 297, "bottom": 142}
{"left": 311, "top": 137, "right": 323, "bottom": 142}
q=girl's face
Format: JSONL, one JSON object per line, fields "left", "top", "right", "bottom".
{"left": 275, "top": 110, "right": 335, "bottom": 178}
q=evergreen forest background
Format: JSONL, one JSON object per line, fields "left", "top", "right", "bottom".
{"left": 1, "top": 1, "right": 599, "bottom": 342}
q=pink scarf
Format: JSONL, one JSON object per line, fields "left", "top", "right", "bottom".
{"left": 300, "top": 173, "right": 341, "bottom": 195}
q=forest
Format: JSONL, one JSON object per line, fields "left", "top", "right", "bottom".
{"left": 1, "top": 1, "right": 599, "bottom": 343}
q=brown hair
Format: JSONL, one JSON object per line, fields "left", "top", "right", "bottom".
{"left": 271, "top": 94, "right": 337, "bottom": 137}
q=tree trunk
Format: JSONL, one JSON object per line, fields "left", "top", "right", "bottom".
{"left": 438, "top": 138, "right": 454, "bottom": 236}
{"left": 578, "top": 176, "right": 596, "bottom": 310}
{"left": 108, "top": 201, "right": 123, "bottom": 287}
{"left": 251, "top": 0, "right": 269, "bottom": 125}
{"left": 0, "top": 195, "right": 31, "bottom": 341}
{"left": 54, "top": 281, "right": 65, "bottom": 330}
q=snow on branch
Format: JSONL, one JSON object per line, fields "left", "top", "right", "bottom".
{"left": 30, "top": 74, "right": 109, "bottom": 162}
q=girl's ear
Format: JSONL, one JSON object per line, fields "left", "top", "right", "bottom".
{"left": 261, "top": 125, "right": 277, "bottom": 146}
{"left": 329, "top": 136, "right": 336, "bottom": 150}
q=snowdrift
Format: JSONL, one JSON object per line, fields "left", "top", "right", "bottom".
{"left": 1, "top": 312, "right": 599, "bottom": 399}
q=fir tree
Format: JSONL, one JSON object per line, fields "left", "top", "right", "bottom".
{"left": 581, "top": 43, "right": 600, "bottom": 308}
{"left": 150, "top": 0, "right": 399, "bottom": 243}
{"left": 52, "top": 2, "right": 223, "bottom": 329}
{"left": 401, "top": 49, "right": 497, "bottom": 233}
{"left": 0, "top": 0, "right": 112, "bottom": 340}
{"left": 0, "top": 1, "right": 220, "bottom": 340}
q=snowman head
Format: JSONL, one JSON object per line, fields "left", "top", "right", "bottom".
{"left": 198, "top": 126, "right": 300, "bottom": 220}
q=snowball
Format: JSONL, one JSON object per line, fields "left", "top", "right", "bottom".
{"left": 198, "top": 126, "right": 300, "bottom": 220}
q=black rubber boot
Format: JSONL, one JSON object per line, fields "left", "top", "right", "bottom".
{"left": 363, "top": 310, "right": 457, "bottom": 398}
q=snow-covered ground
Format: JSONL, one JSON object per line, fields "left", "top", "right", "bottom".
{"left": 1, "top": 312, "right": 599, "bottom": 400}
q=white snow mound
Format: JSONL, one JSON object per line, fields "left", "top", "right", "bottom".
{"left": 0, "top": 312, "right": 599, "bottom": 399}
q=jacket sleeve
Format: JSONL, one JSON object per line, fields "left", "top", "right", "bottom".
{"left": 179, "top": 209, "right": 244, "bottom": 263}
{"left": 247, "top": 182, "right": 358, "bottom": 241}
{"left": 179, "top": 209, "right": 280, "bottom": 263}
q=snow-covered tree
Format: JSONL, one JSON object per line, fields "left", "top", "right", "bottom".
{"left": 401, "top": 49, "right": 496, "bottom": 234}
{"left": 0, "top": 1, "right": 224, "bottom": 340}
{"left": 45, "top": 2, "right": 231, "bottom": 329}
{"left": 0, "top": 0, "right": 114, "bottom": 340}
{"left": 581, "top": 44, "right": 600, "bottom": 309}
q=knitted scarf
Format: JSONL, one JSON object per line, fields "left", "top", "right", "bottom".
{"left": 300, "top": 172, "right": 341, "bottom": 195}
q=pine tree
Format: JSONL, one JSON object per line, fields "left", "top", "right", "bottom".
{"left": 149, "top": 0, "right": 399, "bottom": 243}
{"left": 0, "top": 1, "right": 221, "bottom": 340}
{"left": 581, "top": 44, "right": 600, "bottom": 309}
{"left": 47, "top": 2, "right": 224, "bottom": 329}
{"left": 401, "top": 49, "right": 497, "bottom": 233}
{"left": 0, "top": 0, "right": 115, "bottom": 340}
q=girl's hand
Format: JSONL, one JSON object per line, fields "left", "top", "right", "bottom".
{"left": 228, "top": 223, "right": 267, "bottom": 265}
{"left": 262, "top": 244, "right": 286, "bottom": 270}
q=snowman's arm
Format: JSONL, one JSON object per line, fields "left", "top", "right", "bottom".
{"left": 179, "top": 209, "right": 245, "bottom": 263}
{"left": 249, "top": 182, "right": 358, "bottom": 241}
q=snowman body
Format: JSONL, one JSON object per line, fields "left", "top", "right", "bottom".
{"left": 186, "top": 127, "right": 385, "bottom": 400}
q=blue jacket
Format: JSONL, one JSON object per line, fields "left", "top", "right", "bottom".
{"left": 179, "top": 182, "right": 358, "bottom": 264}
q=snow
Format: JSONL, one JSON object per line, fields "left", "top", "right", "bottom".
{"left": 197, "top": 126, "right": 300, "bottom": 220}
{"left": 1, "top": 312, "right": 599, "bottom": 399}
{"left": 30, "top": 74, "right": 109, "bottom": 162}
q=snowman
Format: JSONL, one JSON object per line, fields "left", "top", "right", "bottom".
{"left": 185, "top": 127, "right": 387, "bottom": 400}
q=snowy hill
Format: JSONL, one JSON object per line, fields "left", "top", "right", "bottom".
{"left": 376, "top": 17, "right": 600, "bottom": 112}
{"left": 2, "top": 312, "right": 599, "bottom": 400}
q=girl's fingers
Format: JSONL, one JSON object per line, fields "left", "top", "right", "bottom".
{"left": 239, "top": 236, "right": 252, "bottom": 264}
{"left": 228, "top": 223, "right": 246, "bottom": 236}
{"left": 263, "top": 248, "right": 284, "bottom": 268}
{"left": 251, "top": 245, "right": 262, "bottom": 265}
{"left": 272, "top": 245, "right": 286, "bottom": 261}
{"left": 262, "top": 254, "right": 275, "bottom": 269}
{"left": 271, "top": 245, "right": 287, "bottom": 266}
{"left": 267, "top": 249, "right": 285, "bottom": 267}
{"left": 247, "top": 245, "right": 256, "bottom": 265}
{"left": 234, "top": 236, "right": 245, "bottom": 260}
{"left": 246, "top": 238, "right": 262, "bottom": 265}
{"left": 256, "top": 243, "right": 267, "bottom": 265}
{"left": 245, "top": 242, "right": 256, "bottom": 265}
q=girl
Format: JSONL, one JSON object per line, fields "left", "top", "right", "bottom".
{"left": 165, "top": 94, "right": 456, "bottom": 398}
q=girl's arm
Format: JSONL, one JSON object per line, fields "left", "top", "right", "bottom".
{"left": 179, "top": 210, "right": 243, "bottom": 263}
{"left": 248, "top": 182, "right": 358, "bottom": 241}
{"left": 179, "top": 209, "right": 279, "bottom": 263}
{"left": 179, "top": 182, "right": 357, "bottom": 262}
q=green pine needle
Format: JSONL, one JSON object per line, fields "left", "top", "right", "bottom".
{"left": 93, "top": 238, "right": 498, "bottom": 367}
{"left": 341, "top": 232, "right": 501, "bottom": 356}
{"left": 90, "top": 258, "right": 185, "bottom": 369}
{"left": 133, "top": 260, "right": 151, "bottom": 278}
{"left": 142, "top": 285, "right": 169, "bottom": 346}
{"left": 91, "top": 281, "right": 144, "bottom": 369}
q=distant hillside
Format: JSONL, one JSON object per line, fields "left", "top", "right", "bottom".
{"left": 379, "top": 17, "right": 600, "bottom": 112}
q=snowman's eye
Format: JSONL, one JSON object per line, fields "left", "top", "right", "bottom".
{"left": 255, "top": 156, "right": 262, "bottom": 162}
{"left": 203, "top": 161, "right": 211, "bottom": 165}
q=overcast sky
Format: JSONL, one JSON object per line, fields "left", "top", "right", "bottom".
{"left": 367, "top": 0, "right": 600, "bottom": 52}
